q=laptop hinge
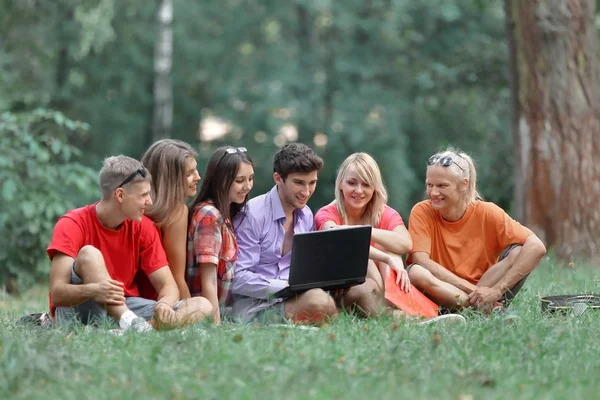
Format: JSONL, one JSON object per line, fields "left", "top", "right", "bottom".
{"left": 290, "top": 278, "right": 365, "bottom": 291}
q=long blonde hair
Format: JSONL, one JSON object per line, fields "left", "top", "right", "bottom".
{"left": 335, "top": 152, "right": 388, "bottom": 226}
{"left": 142, "top": 139, "right": 197, "bottom": 227}
{"left": 427, "top": 147, "right": 483, "bottom": 204}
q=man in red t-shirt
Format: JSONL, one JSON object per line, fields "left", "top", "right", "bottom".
{"left": 48, "top": 155, "right": 213, "bottom": 332}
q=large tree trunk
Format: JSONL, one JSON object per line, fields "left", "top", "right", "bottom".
{"left": 507, "top": 0, "right": 600, "bottom": 263}
{"left": 151, "top": 0, "right": 173, "bottom": 143}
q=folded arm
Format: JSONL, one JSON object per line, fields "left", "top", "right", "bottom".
{"left": 371, "top": 225, "right": 412, "bottom": 255}
{"left": 411, "top": 251, "right": 477, "bottom": 294}
{"left": 50, "top": 253, "right": 94, "bottom": 307}
{"left": 494, "top": 235, "right": 546, "bottom": 294}
{"left": 50, "top": 252, "right": 125, "bottom": 307}
{"left": 198, "top": 262, "right": 221, "bottom": 323}
{"left": 148, "top": 266, "right": 180, "bottom": 306}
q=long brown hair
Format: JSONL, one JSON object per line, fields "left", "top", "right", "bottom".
{"left": 142, "top": 139, "right": 198, "bottom": 227}
{"left": 189, "top": 147, "right": 253, "bottom": 223}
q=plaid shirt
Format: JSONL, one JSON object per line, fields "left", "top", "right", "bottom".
{"left": 186, "top": 202, "right": 238, "bottom": 309}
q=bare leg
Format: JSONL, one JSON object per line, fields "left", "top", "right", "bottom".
{"left": 285, "top": 288, "right": 338, "bottom": 324}
{"left": 74, "top": 245, "right": 129, "bottom": 321}
{"left": 341, "top": 261, "right": 385, "bottom": 317}
{"left": 171, "top": 297, "right": 213, "bottom": 326}
{"left": 477, "top": 246, "right": 522, "bottom": 287}
{"left": 408, "top": 264, "right": 470, "bottom": 309}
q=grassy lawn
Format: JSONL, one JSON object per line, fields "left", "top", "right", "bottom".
{"left": 1, "top": 258, "right": 599, "bottom": 400}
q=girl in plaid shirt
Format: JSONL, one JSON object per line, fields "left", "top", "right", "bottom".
{"left": 187, "top": 147, "right": 254, "bottom": 323}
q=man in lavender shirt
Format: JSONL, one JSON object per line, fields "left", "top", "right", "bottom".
{"left": 231, "top": 143, "right": 338, "bottom": 323}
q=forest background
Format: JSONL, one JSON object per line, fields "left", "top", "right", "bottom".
{"left": 1, "top": 0, "right": 599, "bottom": 291}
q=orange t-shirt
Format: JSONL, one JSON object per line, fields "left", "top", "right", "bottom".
{"left": 407, "top": 200, "right": 533, "bottom": 284}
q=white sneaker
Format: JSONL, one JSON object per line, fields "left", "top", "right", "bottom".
{"left": 127, "top": 317, "right": 153, "bottom": 333}
{"left": 418, "top": 314, "right": 466, "bottom": 326}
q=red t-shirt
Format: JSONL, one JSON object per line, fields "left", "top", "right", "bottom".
{"left": 47, "top": 204, "right": 168, "bottom": 314}
{"left": 314, "top": 202, "right": 404, "bottom": 232}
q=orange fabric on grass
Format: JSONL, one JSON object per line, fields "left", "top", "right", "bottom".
{"left": 407, "top": 200, "right": 533, "bottom": 284}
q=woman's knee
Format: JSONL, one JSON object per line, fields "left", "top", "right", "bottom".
{"left": 185, "top": 296, "right": 213, "bottom": 318}
{"left": 407, "top": 264, "right": 435, "bottom": 288}
{"left": 346, "top": 278, "right": 380, "bottom": 301}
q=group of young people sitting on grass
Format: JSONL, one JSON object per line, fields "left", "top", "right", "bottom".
{"left": 45, "top": 141, "right": 546, "bottom": 332}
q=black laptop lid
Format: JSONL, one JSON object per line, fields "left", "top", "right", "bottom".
{"left": 288, "top": 225, "right": 372, "bottom": 286}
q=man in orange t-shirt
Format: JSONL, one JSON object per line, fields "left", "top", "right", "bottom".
{"left": 407, "top": 148, "right": 546, "bottom": 312}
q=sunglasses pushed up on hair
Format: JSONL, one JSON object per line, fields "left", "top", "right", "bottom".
{"left": 427, "top": 155, "right": 465, "bottom": 172}
{"left": 116, "top": 166, "right": 148, "bottom": 189}
{"left": 225, "top": 147, "right": 247, "bottom": 154}
{"left": 216, "top": 147, "right": 248, "bottom": 167}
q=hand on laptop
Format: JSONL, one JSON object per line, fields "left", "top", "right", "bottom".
{"left": 387, "top": 255, "right": 411, "bottom": 293}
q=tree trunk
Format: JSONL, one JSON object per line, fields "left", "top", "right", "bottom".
{"left": 151, "top": 0, "right": 173, "bottom": 142}
{"left": 507, "top": 0, "right": 600, "bottom": 263}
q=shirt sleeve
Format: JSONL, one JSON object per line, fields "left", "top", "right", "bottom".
{"left": 487, "top": 203, "right": 534, "bottom": 250}
{"left": 314, "top": 203, "right": 341, "bottom": 231}
{"left": 46, "top": 216, "right": 84, "bottom": 260}
{"left": 193, "top": 214, "right": 222, "bottom": 266}
{"left": 139, "top": 220, "right": 169, "bottom": 276}
{"left": 231, "top": 212, "right": 288, "bottom": 299}
{"left": 407, "top": 203, "right": 433, "bottom": 263}
{"left": 380, "top": 206, "right": 405, "bottom": 231}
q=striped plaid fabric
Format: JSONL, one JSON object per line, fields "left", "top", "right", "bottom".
{"left": 186, "top": 202, "right": 238, "bottom": 309}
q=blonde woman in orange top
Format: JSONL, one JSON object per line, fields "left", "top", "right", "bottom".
{"left": 407, "top": 147, "right": 546, "bottom": 312}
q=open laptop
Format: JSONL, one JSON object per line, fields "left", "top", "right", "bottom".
{"left": 274, "top": 225, "right": 372, "bottom": 298}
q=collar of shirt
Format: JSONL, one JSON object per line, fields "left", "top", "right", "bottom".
{"left": 267, "top": 185, "right": 311, "bottom": 223}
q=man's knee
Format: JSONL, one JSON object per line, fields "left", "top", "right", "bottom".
{"left": 74, "top": 245, "right": 103, "bottom": 276}
{"left": 301, "top": 289, "right": 337, "bottom": 316}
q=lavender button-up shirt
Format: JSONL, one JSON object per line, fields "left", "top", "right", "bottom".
{"left": 231, "top": 185, "right": 314, "bottom": 320}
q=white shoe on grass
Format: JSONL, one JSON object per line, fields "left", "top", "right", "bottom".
{"left": 418, "top": 314, "right": 466, "bottom": 326}
{"left": 127, "top": 317, "right": 153, "bottom": 333}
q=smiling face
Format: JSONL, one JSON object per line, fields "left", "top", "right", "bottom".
{"left": 184, "top": 156, "right": 201, "bottom": 198}
{"left": 340, "top": 168, "right": 374, "bottom": 213}
{"left": 120, "top": 181, "right": 153, "bottom": 222}
{"left": 275, "top": 171, "right": 318, "bottom": 212}
{"left": 425, "top": 166, "right": 467, "bottom": 213}
{"left": 228, "top": 162, "right": 254, "bottom": 204}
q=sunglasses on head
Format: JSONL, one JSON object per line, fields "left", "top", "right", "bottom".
{"left": 216, "top": 147, "right": 247, "bottom": 167}
{"left": 427, "top": 155, "right": 465, "bottom": 172}
{"left": 116, "top": 167, "right": 148, "bottom": 189}
{"left": 225, "top": 147, "right": 247, "bottom": 154}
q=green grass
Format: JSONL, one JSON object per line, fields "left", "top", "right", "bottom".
{"left": 1, "top": 259, "right": 600, "bottom": 400}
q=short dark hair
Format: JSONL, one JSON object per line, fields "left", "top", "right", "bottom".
{"left": 273, "top": 143, "right": 323, "bottom": 180}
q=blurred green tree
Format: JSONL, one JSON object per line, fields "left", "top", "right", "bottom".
{"left": 0, "top": 110, "right": 97, "bottom": 291}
